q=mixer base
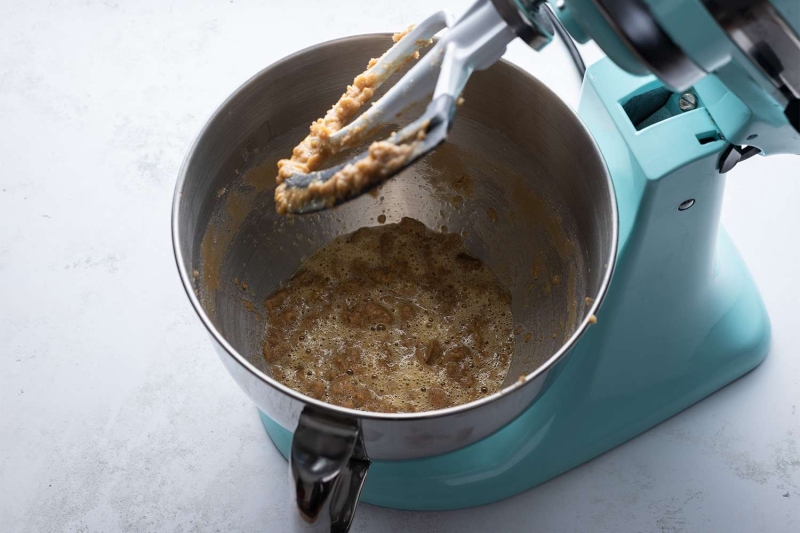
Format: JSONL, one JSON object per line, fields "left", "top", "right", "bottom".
{"left": 262, "top": 228, "right": 768, "bottom": 510}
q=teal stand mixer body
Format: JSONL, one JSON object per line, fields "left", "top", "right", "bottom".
{"left": 260, "top": 0, "right": 800, "bottom": 513}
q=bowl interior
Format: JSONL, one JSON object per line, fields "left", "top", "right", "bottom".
{"left": 177, "top": 34, "right": 615, "bottom": 393}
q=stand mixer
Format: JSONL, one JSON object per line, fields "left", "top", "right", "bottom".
{"left": 271, "top": 0, "right": 800, "bottom": 512}
{"left": 172, "top": 0, "right": 799, "bottom": 530}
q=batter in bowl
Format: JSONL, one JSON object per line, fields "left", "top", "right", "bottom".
{"left": 262, "top": 217, "right": 514, "bottom": 413}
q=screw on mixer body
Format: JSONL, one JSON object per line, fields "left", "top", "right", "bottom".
{"left": 678, "top": 92, "right": 697, "bottom": 111}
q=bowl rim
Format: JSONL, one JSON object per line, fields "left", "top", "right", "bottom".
{"left": 171, "top": 32, "right": 619, "bottom": 421}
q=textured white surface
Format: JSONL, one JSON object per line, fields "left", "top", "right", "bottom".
{"left": 1, "top": 1, "right": 798, "bottom": 532}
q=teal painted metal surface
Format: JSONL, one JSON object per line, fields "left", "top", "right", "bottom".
{"left": 261, "top": 59, "right": 771, "bottom": 510}
{"left": 551, "top": 0, "right": 800, "bottom": 155}
{"left": 642, "top": 0, "right": 800, "bottom": 155}
{"left": 704, "top": 63, "right": 800, "bottom": 155}
{"left": 772, "top": 0, "right": 800, "bottom": 35}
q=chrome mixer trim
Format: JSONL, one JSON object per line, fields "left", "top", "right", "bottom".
{"left": 702, "top": 0, "right": 800, "bottom": 101}
{"left": 592, "top": 0, "right": 706, "bottom": 91}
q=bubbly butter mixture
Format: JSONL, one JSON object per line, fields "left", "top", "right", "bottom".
{"left": 262, "top": 218, "right": 514, "bottom": 412}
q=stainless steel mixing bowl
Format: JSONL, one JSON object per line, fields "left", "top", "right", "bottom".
{"left": 172, "top": 34, "right": 616, "bottom": 531}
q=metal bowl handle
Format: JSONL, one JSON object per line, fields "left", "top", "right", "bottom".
{"left": 290, "top": 409, "right": 370, "bottom": 532}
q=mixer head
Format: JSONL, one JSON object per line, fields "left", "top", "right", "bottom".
{"left": 547, "top": 0, "right": 800, "bottom": 157}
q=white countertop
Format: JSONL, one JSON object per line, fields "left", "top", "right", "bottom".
{"left": 1, "top": 1, "right": 798, "bottom": 531}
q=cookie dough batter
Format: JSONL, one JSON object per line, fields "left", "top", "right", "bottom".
{"left": 274, "top": 27, "right": 429, "bottom": 214}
